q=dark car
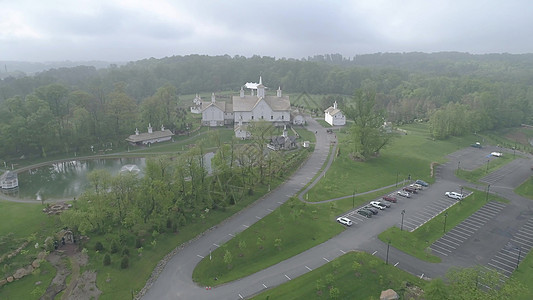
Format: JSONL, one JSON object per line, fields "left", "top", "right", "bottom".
{"left": 364, "top": 206, "right": 379, "bottom": 215}
{"left": 357, "top": 209, "right": 372, "bottom": 218}
{"left": 415, "top": 179, "right": 429, "bottom": 187}
{"left": 383, "top": 195, "right": 397, "bottom": 203}
{"left": 403, "top": 187, "right": 418, "bottom": 194}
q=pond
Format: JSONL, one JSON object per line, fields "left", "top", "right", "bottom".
{"left": 1, "top": 158, "right": 146, "bottom": 201}
{"left": 1, "top": 152, "right": 217, "bottom": 201}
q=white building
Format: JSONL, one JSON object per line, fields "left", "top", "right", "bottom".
{"left": 0, "top": 171, "right": 18, "bottom": 189}
{"left": 324, "top": 101, "right": 346, "bottom": 126}
{"left": 126, "top": 124, "right": 174, "bottom": 146}
{"left": 190, "top": 94, "right": 202, "bottom": 114}
{"left": 200, "top": 77, "right": 291, "bottom": 129}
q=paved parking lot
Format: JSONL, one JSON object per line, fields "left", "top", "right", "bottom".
{"left": 430, "top": 201, "right": 507, "bottom": 257}
{"left": 485, "top": 216, "right": 533, "bottom": 278}
{"left": 400, "top": 192, "right": 472, "bottom": 232}
{"left": 480, "top": 158, "right": 530, "bottom": 186}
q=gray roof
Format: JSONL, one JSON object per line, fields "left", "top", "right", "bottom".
{"left": 126, "top": 129, "right": 174, "bottom": 143}
{"left": 325, "top": 106, "right": 342, "bottom": 116}
{"left": 232, "top": 95, "right": 290, "bottom": 112}
{"left": 201, "top": 101, "right": 226, "bottom": 112}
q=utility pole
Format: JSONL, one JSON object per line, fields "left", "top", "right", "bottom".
{"left": 401, "top": 210, "right": 405, "bottom": 231}
{"left": 443, "top": 212, "right": 449, "bottom": 233}
{"left": 386, "top": 240, "right": 391, "bottom": 265}
{"left": 486, "top": 184, "right": 490, "bottom": 202}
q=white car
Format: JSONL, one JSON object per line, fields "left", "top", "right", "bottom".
{"left": 445, "top": 191, "right": 463, "bottom": 200}
{"left": 336, "top": 217, "right": 353, "bottom": 226}
{"left": 378, "top": 201, "right": 391, "bottom": 208}
{"left": 410, "top": 183, "right": 423, "bottom": 190}
{"left": 491, "top": 152, "right": 503, "bottom": 157}
{"left": 397, "top": 190, "right": 411, "bottom": 198}
{"left": 370, "top": 201, "right": 387, "bottom": 210}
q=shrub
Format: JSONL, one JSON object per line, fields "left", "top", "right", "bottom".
{"left": 110, "top": 240, "right": 119, "bottom": 254}
{"left": 120, "top": 256, "right": 129, "bottom": 269}
{"left": 122, "top": 248, "right": 130, "bottom": 256}
{"left": 103, "top": 253, "right": 111, "bottom": 266}
{"left": 94, "top": 241, "right": 104, "bottom": 251}
{"left": 135, "top": 238, "right": 142, "bottom": 248}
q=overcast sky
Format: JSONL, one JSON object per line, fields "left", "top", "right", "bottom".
{"left": 1, "top": 0, "right": 532, "bottom": 62}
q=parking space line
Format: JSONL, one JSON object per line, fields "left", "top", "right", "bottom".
{"left": 430, "top": 247, "right": 449, "bottom": 256}
{"left": 487, "top": 262, "right": 512, "bottom": 274}
{"left": 372, "top": 251, "right": 378, "bottom": 255}
{"left": 521, "top": 225, "right": 533, "bottom": 232}
{"left": 409, "top": 215, "right": 427, "bottom": 222}
{"left": 515, "top": 232, "right": 533, "bottom": 241}
{"left": 229, "top": 233, "right": 235, "bottom": 237}
{"left": 461, "top": 219, "right": 482, "bottom": 227}
{"left": 489, "top": 259, "right": 515, "bottom": 272}
{"left": 285, "top": 274, "right": 291, "bottom": 280}
{"left": 262, "top": 283, "right": 268, "bottom": 289}
{"left": 469, "top": 214, "right": 491, "bottom": 222}
{"left": 213, "top": 243, "right": 219, "bottom": 247}
{"left": 454, "top": 225, "right": 476, "bottom": 234}
{"left": 492, "top": 255, "right": 517, "bottom": 266}
{"left": 431, "top": 243, "right": 453, "bottom": 252}
{"left": 511, "top": 239, "right": 533, "bottom": 248}
{"left": 498, "top": 251, "right": 518, "bottom": 261}
{"left": 443, "top": 233, "right": 465, "bottom": 243}
{"left": 446, "top": 231, "right": 468, "bottom": 240}
{"left": 439, "top": 236, "right": 461, "bottom": 246}
{"left": 267, "top": 208, "right": 273, "bottom": 212}
{"left": 394, "top": 262, "right": 399, "bottom": 266}
{"left": 479, "top": 208, "right": 500, "bottom": 216}
{"left": 501, "top": 249, "right": 519, "bottom": 257}
{"left": 197, "top": 254, "right": 204, "bottom": 258}
{"left": 403, "top": 219, "right": 419, "bottom": 226}
{"left": 305, "top": 266, "right": 312, "bottom": 271}
{"left": 417, "top": 211, "right": 435, "bottom": 218}
{"left": 239, "top": 293, "right": 244, "bottom": 299}
{"left": 323, "top": 257, "right": 330, "bottom": 262}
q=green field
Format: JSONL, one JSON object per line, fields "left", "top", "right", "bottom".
{"left": 251, "top": 251, "right": 427, "bottom": 300}
{"left": 515, "top": 177, "right": 533, "bottom": 200}
{"left": 305, "top": 123, "right": 476, "bottom": 202}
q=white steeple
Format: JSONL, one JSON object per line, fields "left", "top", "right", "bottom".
{"left": 148, "top": 123, "right": 153, "bottom": 134}
{"left": 282, "top": 125, "right": 288, "bottom": 138}
{"left": 161, "top": 124, "right": 165, "bottom": 131}
{"left": 211, "top": 92, "right": 216, "bottom": 103}
{"left": 257, "top": 76, "right": 265, "bottom": 98}
{"left": 240, "top": 86, "right": 244, "bottom": 98}
{"left": 135, "top": 128, "right": 139, "bottom": 135}
{"left": 277, "top": 86, "right": 282, "bottom": 97}
{"left": 333, "top": 101, "right": 338, "bottom": 109}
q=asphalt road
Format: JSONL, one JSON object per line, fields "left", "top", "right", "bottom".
{"left": 142, "top": 131, "right": 533, "bottom": 300}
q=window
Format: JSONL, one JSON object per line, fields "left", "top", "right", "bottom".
{"left": 271, "top": 115, "right": 273, "bottom": 120}
{"left": 282, "top": 115, "right": 284, "bottom": 120}
{"left": 251, "top": 116, "right": 254, "bottom": 120}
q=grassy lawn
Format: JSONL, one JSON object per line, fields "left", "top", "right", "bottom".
{"left": 250, "top": 251, "right": 427, "bottom": 300}
{"left": 515, "top": 177, "right": 533, "bottom": 200}
{"left": 192, "top": 186, "right": 400, "bottom": 287}
{"left": 305, "top": 123, "right": 476, "bottom": 202}
{"left": 378, "top": 190, "right": 508, "bottom": 263}
{"left": 316, "top": 119, "right": 332, "bottom": 127}
{"left": 455, "top": 155, "right": 516, "bottom": 184}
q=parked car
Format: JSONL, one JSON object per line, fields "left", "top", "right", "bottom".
{"left": 410, "top": 183, "right": 423, "bottom": 190}
{"left": 378, "top": 201, "right": 391, "bottom": 208}
{"left": 357, "top": 209, "right": 373, "bottom": 218}
{"left": 415, "top": 179, "right": 429, "bottom": 187}
{"left": 491, "top": 152, "right": 503, "bottom": 157}
{"left": 370, "top": 201, "right": 387, "bottom": 210}
{"left": 364, "top": 206, "right": 379, "bottom": 214}
{"left": 336, "top": 217, "right": 353, "bottom": 226}
{"left": 445, "top": 191, "right": 463, "bottom": 200}
{"left": 471, "top": 142, "right": 482, "bottom": 148}
{"left": 382, "top": 195, "right": 397, "bottom": 203}
{"left": 397, "top": 190, "right": 411, "bottom": 198}
{"left": 403, "top": 187, "right": 418, "bottom": 194}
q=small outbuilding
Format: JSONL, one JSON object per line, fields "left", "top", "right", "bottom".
{"left": 126, "top": 124, "right": 174, "bottom": 146}
{"left": 324, "top": 101, "right": 346, "bottom": 126}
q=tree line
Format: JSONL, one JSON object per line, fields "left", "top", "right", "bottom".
{"left": 1, "top": 52, "right": 532, "bottom": 159}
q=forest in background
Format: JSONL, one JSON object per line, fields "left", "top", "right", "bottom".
{"left": 0, "top": 52, "right": 532, "bottom": 160}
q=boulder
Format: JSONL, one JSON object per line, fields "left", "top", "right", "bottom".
{"left": 32, "top": 259, "right": 41, "bottom": 268}
{"left": 13, "top": 266, "right": 34, "bottom": 279}
{"left": 380, "top": 289, "right": 399, "bottom": 300}
{"left": 7, "top": 276, "right": 14, "bottom": 283}
{"left": 0, "top": 279, "right": 7, "bottom": 287}
{"left": 37, "top": 251, "right": 47, "bottom": 260}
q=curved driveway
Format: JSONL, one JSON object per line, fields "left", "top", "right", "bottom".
{"left": 142, "top": 116, "right": 335, "bottom": 299}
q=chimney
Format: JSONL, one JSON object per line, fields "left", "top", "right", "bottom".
{"left": 135, "top": 128, "right": 139, "bottom": 135}
{"left": 161, "top": 124, "right": 165, "bottom": 131}
{"left": 211, "top": 92, "right": 215, "bottom": 103}
{"left": 148, "top": 123, "right": 153, "bottom": 134}
{"left": 277, "top": 86, "right": 282, "bottom": 97}
{"left": 240, "top": 86, "right": 244, "bottom": 98}
{"left": 333, "top": 101, "right": 337, "bottom": 109}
